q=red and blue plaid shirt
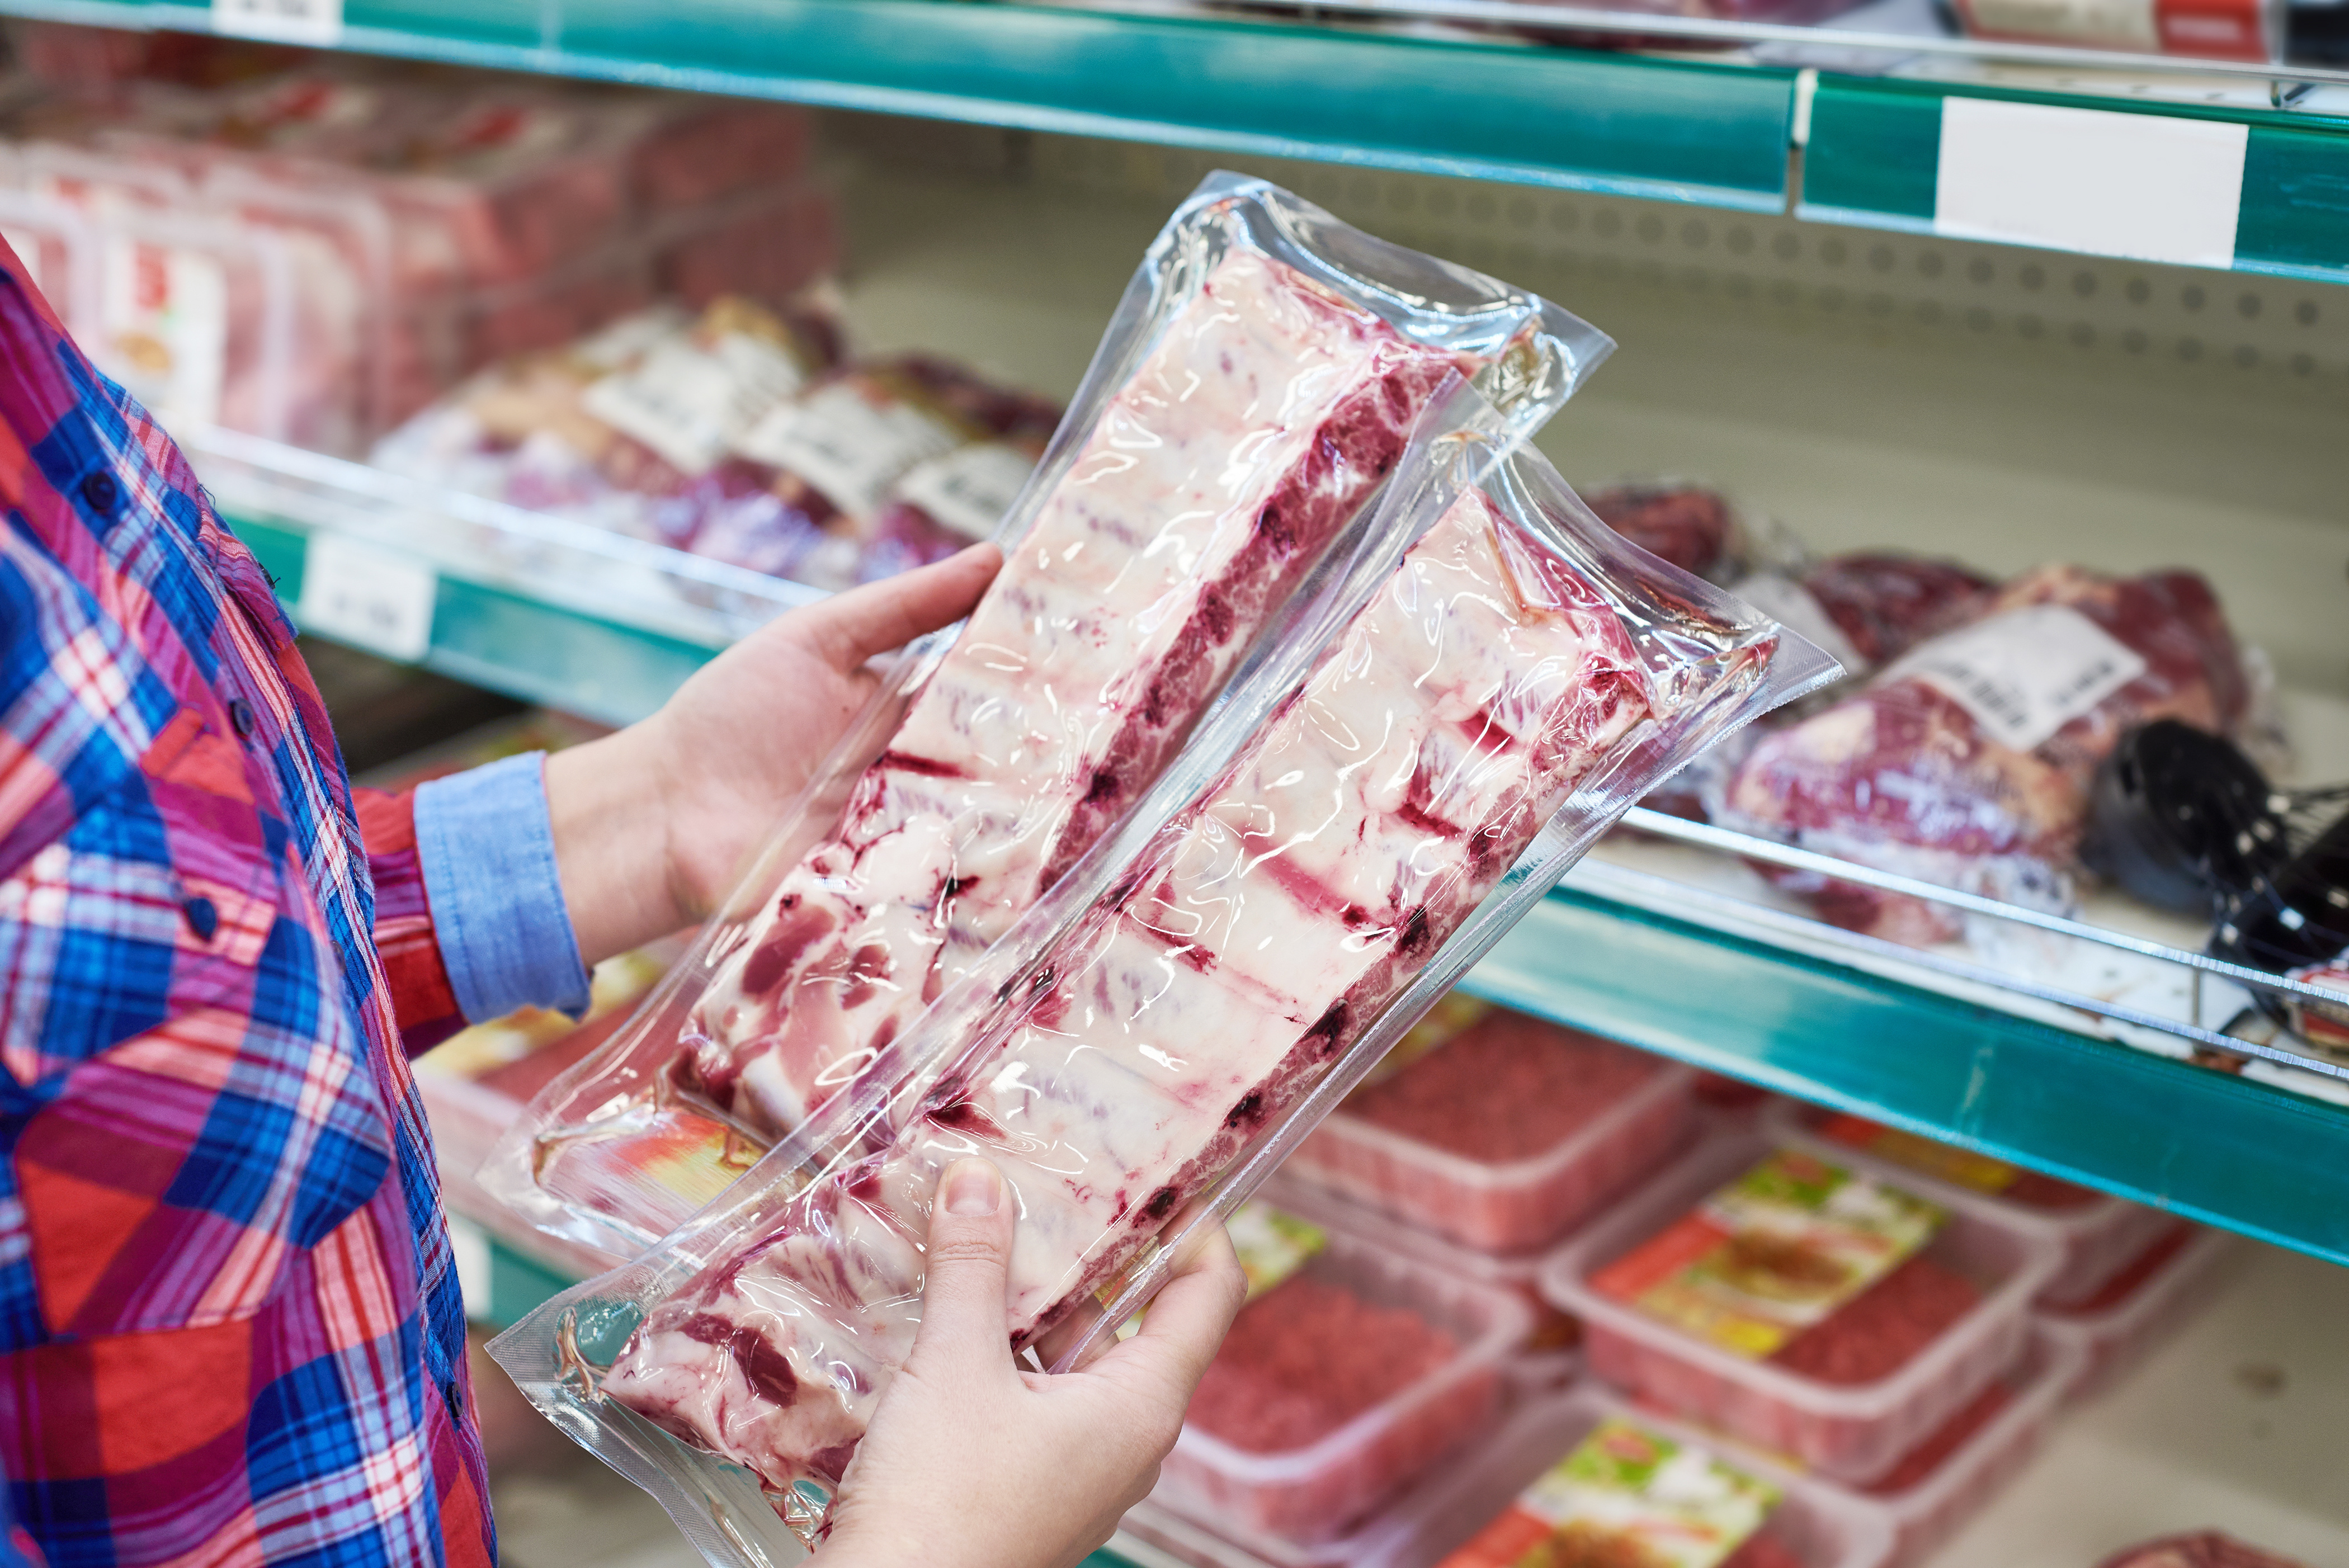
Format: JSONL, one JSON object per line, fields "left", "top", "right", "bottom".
{"left": 0, "top": 241, "right": 496, "bottom": 1564}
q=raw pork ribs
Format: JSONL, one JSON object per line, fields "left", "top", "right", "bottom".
{"left": 604, "top": 487, "right": 1659, "bottom": 1499}
{"left": 676, "top": 249, "right": 1463, "bottom": 1137}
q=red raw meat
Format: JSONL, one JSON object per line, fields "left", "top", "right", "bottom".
{"left": 600, "top": 486, "right": 1663, "bottom": 1502}
{"left": 1724, "top": 564, "right": 2248, "bottom": 941}
{"left": 1587, "top": 483, "right": 1732, "bottom": 578}
{"left": 1187, "top": 1276, "right": 1459, "bottom": 1453}
{"left": 1798, "top": 552, "right": 1997, "bottom": 668}
{"left": 1343, "top": 1011, "right": 1663, "bottom": 1163}
{"left": 1768, "top": 1255, "right": 1983, "bottom": 1386}
{"left": 680, "top": 251, "right": 1465, "bottom": 1136}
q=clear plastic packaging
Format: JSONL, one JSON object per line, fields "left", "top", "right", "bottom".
{"left": 1259, "top": 1175, "right": 1587, "bottom": 1386}
{"left": 1155, "top": 1208, "right": 1531, "bottom": 1546}
{"left": 1720, "top": 564, "right": 2253, "bottom": 944}
{"left": 1763, "top": 1099, "right": 2177, "bottom": 1310}
{"left": 488, "top": 393, "right": 1835, "bottom": 1554}
{"left": 2036, "top": 1224, "right": 2237, "bottom": 1403}
{"left": 1542, "top": 1130, "right": 2059, "bottom": 1484}
{"left": 1360, "top": 1383, "right": 1897, "bottom": 1568}
{"left": 1283, "top": 1003, "right": 1698, "bottom": 1253}
{"left": 483, "top": 171, "right": 1619, "bottom": 1258}
{"left": 1848, "top": 1329, "right": 2083, "bottom": 1568}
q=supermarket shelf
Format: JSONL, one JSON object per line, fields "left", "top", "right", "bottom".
{"left": 1801, "top": 74, "right": 2349, "bottom": 285}
{"left": 191, "top": 428, "right": 813, "bottom": 725}
{"left": 1465, "top": 878, "right": 2349, "bottom": 1268}
{"left": 21, "top": 0, "right": 1799, "bottom": 211}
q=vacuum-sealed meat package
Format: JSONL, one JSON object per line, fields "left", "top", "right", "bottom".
{"left": 1720, "top": 563, "right": 2250, "bottom": 942}
{"left": 488, "top": 422, "right": 1833, "bottom": 1554}
{"left": 479, "top": 172, "right": 1619, "bottom": 1256}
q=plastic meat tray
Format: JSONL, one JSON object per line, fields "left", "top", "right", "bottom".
{"left": 1846, "top": 1329, "right": 2083, "bottom": 1567}
{"left": 2035, "top": 1224, "right": 2238, "bottom": 1403}
{"left": 1358, "top": 1382, "right": 1896, "bottom": 1568}
{"left": 1154, "top": 1213, "right": 1531, "bottom": 1547}
{"left": 1765, "top": 1099, "right": 2176, "bottom": 1309}
{"left": 1541, "top": 1130, "right": 2060, "bottom": 1484}
{"left": 1286, "top": 1040, "right": 1697, "bottom": 1253}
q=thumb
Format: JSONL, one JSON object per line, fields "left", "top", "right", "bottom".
{"left": 799, "top": 542, "right": 1002, "bottom": 673}
{"left": 909, "top": 1158, "right": 1019, "bottom": 1371}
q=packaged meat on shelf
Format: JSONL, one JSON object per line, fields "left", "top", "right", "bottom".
{"left": 1762, "top": 1100, "right": 2176, "bottom": 1308}
{"left": 1354, "top": 1384, "right": 1895, "bottom": 1568}
{"left": 2033, "top": 1222, "right": 2239, "bottom": 1402}
{"left": 0, "top": 52, "right": 834, "bottom": 452}
{"left": 1282, "top": 993, "right": 1699, "bottom": 1252}
{"left": 1255, "top": 1173, "right": 1587, "bottom": 1386}
{"left": 1541, "top": 1130, "right": 2059, "bottom": 1482}
{"left": 479, "top": 170, "right": 1629, "bottom": 1258}
{"left": 1153, "top": 1200, "right": 1530, "bottom": 1547}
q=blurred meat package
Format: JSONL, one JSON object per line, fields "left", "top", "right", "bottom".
{"left": 1721, "top": 563, "right": 2251, "bottom": 942}
{"left": 0, "top": 46, "right": 836, "bottom": 451}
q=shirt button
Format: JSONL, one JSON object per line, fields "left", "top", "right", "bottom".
{"left": 442, "top": 1380, "right": 465, "bottom": 1426}
{"left": 182, "top": 896, "right": 219, "bottom": 942}
{"left": 80, "top": 471, "right": 120, "bottom": 513}
{"left": 228, "top": 698, "right": 257, "bottom": 739}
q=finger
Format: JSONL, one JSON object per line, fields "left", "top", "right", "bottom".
{"left": 908, "top": 1158, "right": 1020, "bottom": 1371}
{"left": 1030, "top": 1294, "right": 1109, "bottom": 1374}
{"left": 799, "top": 543, "right": 1003, "bottom": 672}
{"left": 1110, "top": 1221, "right": 1247, "bottom": 1395}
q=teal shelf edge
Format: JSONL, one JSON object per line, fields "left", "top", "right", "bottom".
{"left": 20, "top": 0, "right": 1796, "bottom": 210}
{"left": 225, "top": 512, "right": 717, "bottom": 725}
{"left": 1471, "top": 884, "right": 2349, "bottom": 1266}
{"left": 1800, "top": 72, "right": 2349, "bottom": 283}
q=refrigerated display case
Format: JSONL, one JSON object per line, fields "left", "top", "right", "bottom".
{"left": 19, "top": 4, "right": 2349, "bottom": 1565}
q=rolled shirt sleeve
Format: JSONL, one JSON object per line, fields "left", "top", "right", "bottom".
{"left": 413, "top": 750, "right": 593, "bottom": 1023}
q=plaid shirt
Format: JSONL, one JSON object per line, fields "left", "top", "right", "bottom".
{"left": 0, "top": 245, "right": 493, "bottom": 1564}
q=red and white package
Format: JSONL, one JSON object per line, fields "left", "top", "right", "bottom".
{"left": 1721, "top": 563, "right": 2251, "bottom": 942}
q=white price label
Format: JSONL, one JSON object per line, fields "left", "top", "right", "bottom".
{"left": 735, "top": 382, "right": 961, "bottom": 519}
{"left": 583, "top": 331, "right": 805, "bottom": 476}
{"left": 213, "top": 0, "right": 344, "bottom": 45}
{"left": 300, "top": 534, "right": 437, "bottom": 663}
{"left": 1892, "top": 603, "right": 2148, "bottom": 752}
{"left": 892, "top": 441, "right": 1038, "bottom": 541}
{"left": 1935, "top": 97, "right": 2246, "bottom": 268}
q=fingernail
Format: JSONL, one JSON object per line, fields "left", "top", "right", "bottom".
{"left": 943, "top": 1159, "right": 1001, "bottom": 1217}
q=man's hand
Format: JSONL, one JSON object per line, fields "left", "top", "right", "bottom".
{"left": 819, "top": 1159, "right": 1248, "bottom": 1568}
{"left": 544, "top": 543, "right": 1002, "bottom": 966}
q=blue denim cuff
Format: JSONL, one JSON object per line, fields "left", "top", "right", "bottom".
{"left": 413, "top": 751, "right": 591, "bottom": 1023}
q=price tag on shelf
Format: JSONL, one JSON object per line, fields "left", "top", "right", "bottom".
{"left": 299, "top": 534, "right": 437, "bottom": 663}
{"left": 213, "top": 0, "right": 344, "bottom": 47}
{"left": 1934, "top": 96, "right": 2246, "bottom": 269}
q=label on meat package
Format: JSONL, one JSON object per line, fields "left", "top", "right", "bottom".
{"left": 1728, "top": 571, "right": 1869, "bottom": 678}
{"left": 584, "top": 330, "right": 807, "bottom": 475}
{"left": 1892, "top": 603, "right": 2148, "bottom": 752}
{"left": 99, "top": 240, "right": 227, "bottom": 429}
{"left": 1961, "top": 0, "right": 2158, "bottom": 48}
{"left": 735, "top": 380, "right": 965, "bottom": 519}
{"left": 213, "top": 0, "right": 344, "bottom": 46}
{"left": 1815, "top": 1113, "right": 2024, "bottom": 1194}
{"left": 1436, "top": 1418, "right": 1780, "bottom": 1568}
{"left": 1593, "top": 1150, "right": 1945, "bottom": 1359}
{"left": 890, "top": 441, "right": 1039, "bottom": 541}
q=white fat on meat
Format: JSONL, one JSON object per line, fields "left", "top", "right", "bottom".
{"left": 606, "top": 490, "right": 1662, "bottom": 1499}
